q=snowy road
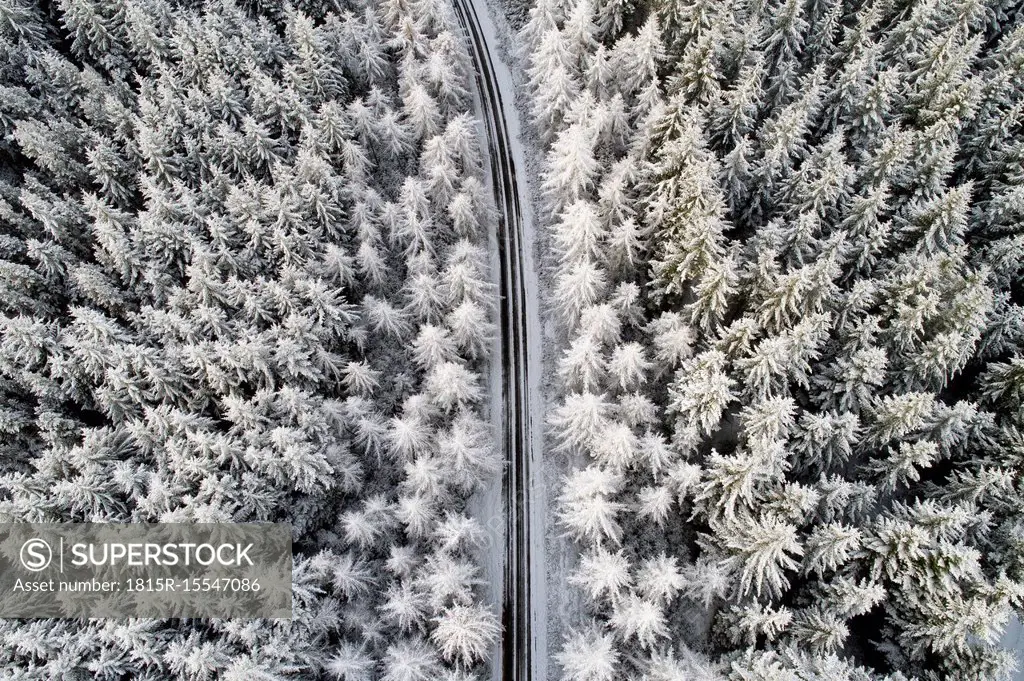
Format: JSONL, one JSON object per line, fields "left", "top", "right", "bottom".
{"left": 452, "top": 1, "right": 547, "bottom": 679}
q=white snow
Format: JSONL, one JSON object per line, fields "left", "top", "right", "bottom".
{"left": 464, "top": 63, "right": 511, "bottom": 681}
{"left": 461, "top": 0, "right": 554, "bottom": 678}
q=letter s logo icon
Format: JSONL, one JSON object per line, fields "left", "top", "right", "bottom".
{"left": 20, "top": 539, "right": 52, "bottom": 572}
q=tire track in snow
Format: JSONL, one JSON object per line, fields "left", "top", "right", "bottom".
{"left": 451, "top": 1, "right": 545, "bottom": 679}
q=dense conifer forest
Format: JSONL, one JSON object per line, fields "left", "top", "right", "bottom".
{"left": 527, "top": 0, "right": 1024, "bottom": 677}
{"left": 1, "top": 0, "right": 1023, "bottom": 677}
{"left": 0, "top": 0, "right": 501, "bottom": 676}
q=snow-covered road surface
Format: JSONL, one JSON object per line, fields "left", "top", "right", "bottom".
{"left": 452, "top": 0, "right": 547, "bottom": 679}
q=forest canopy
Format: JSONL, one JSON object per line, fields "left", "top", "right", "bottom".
{"left": 524, "top": 0, "right": 1024, "bottom": 677}
{"left": 0, "top": 0, "right": 501, "bottom": 677}
{"left": 2, "top": 0, "right": 1024, "bottom": 676}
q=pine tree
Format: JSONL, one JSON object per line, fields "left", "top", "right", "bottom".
{"left": 562, "top": 0, "right": 599, "bottom": 71}
{"left": 720, "top": 515, "right": 803, "bottom": 599}
{"left": 326, "top": 642, "right": 375, "bottom": 681}
{"left": 424, "top": 362, "right": 483, "bottom": 412}
{"left": 723, "top": 602, "right": 793, "bottom": 646}
{"left": 551, "top": 200, "right": 607, "bottom": 269}
{"left": 609, "top": 594, "right": 668, "bottom": 649}
{"left": 542, "top": 123, "right": 600, "bottom": 211}
{"left": 436, "top": 412, "right": 499, "bottom": 491}
{"left": 578, "top": 303, "right": 622, "bottom": 346}
{"left": 666, "top": 350, "right": 735, "bottom": 437}
{"left": 606, "top": 342, "right": 651, "bottom": 391}
{"left": 381, "top": 639, "right": 441, "bottom": 681}
{"left": 447, "top": 299, "right": 496, "bottom": 360}
{"left": 549, "top": 391, "right": 612, "bottom": 453}
{"left": 518, "top": 0, "right": 565, "bottom": 60}
{"left": 570, "top": 546, "right": 632, "bottom": 601}
{"left": 557, "top": 465, "right": 626, "bottom": 544}
{"left": 636, "top": 554, "right": 684, "bottom": 604}
{"left": 592, "top": 420, "right": 639, "bottom": 468}
{"left": 430, "top": 604, "right": 501, "bottom": 666}
{"left": 556, "top": 626, "right": 619, "bottom": 681}
{"left": 553, "top": 260, "right": 608, "bottom": 328}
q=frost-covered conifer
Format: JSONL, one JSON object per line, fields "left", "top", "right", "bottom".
{"left": 396, "top": 493, "right": 439, "bottom": 539}
{"left": 447, "top": 299, "right": 496, "bottom": 359}
{"left": 436, "top": 413, "right": 499, "bottom": 491}
{"left": 342, "top": 361, "right": 382, "bottom": 397}
{"left": 636, "top": 554, "right": 684, "bottom": 604}
{"left": 381, "top": 639, "right": 442, "bottom": 681}
{"left": 381, "top": 581, "right": 430, "bottom": 632}
{"left": 636, "top": 484, "right": 673, "bottom": 525}
{"left": 430, "top": 604, "right": 501, "bottom": 666}
{"left": 541, "top": 123, "right": 600, "bottom": 210}
{"left": 553, "top": 260, "right": 608, "bottom": 327}
{"left": 557, "top": 465, "right": 626, "bottom": 544}
{"left": 558, "top": 334, "right": 608, "bottom": 393}
{"left": 551, "top": 200, "right": 606, "bottom": 269}
{"left": 412, "top": 324, "right": 458, "bottom": 369}
{"left": 578, "top": 303, "right": 622, "bottom": 346}
{"left": 10, "top": 0, "right": 1024, "bottom": 674}
{"left": 609, "top": 594, "right": 668, "bottom": 649}
{"left": 606, "top": 342, "right": 650, "bottom": 391}
{"left": 549, "top": 391, "right": 611, "bottom": 453}
{"left": 556, "top": 626, "right": 619, "bottom": 681}
{"left": 424, "top": 362, "right": 483, "bottom": 412}
{"left": 0, "top": 0, "right": 502, "bottom": 669}
{"left": 592, "top": 420, "right": 639, "bottom": 468}
{"left": 570, "top": 546, "right": 632, "bottom": 601}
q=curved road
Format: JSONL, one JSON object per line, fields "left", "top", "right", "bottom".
{"left": 450, "top": 2, "right": 546, "bottom": 680}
